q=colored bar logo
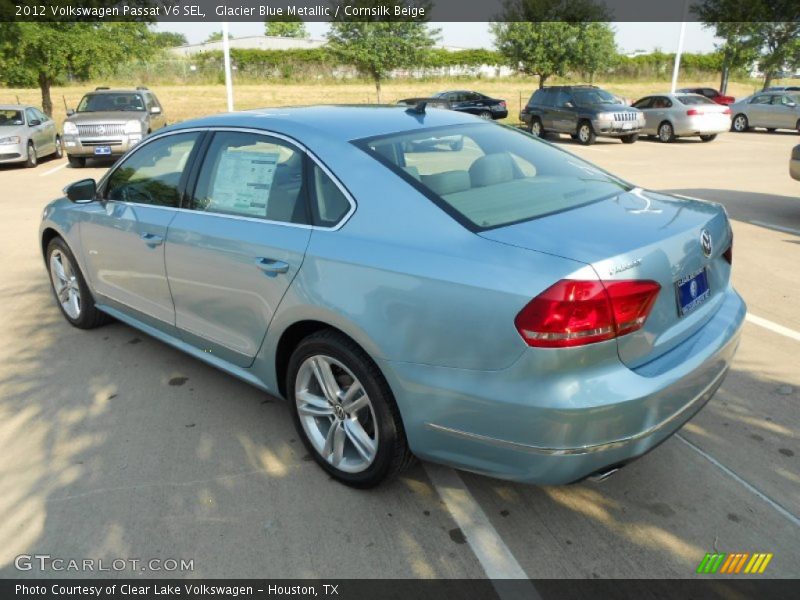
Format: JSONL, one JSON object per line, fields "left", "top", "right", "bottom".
{"left": 696, "top": 552, "right": 773, "bottom": 574}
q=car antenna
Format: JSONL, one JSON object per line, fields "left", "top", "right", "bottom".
{"left": 406, "top": 100, "right": 427, "bottom": 115}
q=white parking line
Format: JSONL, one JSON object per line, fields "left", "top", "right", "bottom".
{"left": 676, "top": 435, "right": 800, "bottom": 529}
{"left": 746, "top": 313, "right": 800, "bottom": 343}
{"left": 40, "top": 162, "right": 67, "bottom": 176}
{"left": 748, "top": 220, "right": 800, "bottom": 236}
{"left": 424, "top": 463, "right": 539, "bottom": 598}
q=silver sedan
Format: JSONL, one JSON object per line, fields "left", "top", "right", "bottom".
{"left": 730, "top": 91, "right": 800, "bottom": 133}
{"left": 0, "top": 104, "right": 62, "bottom": 167}
{"left": 631, "top": 93, "right": 731, "bottom": 142}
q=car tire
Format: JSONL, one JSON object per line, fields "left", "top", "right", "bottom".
{"left": 658, "top": 122, "right": 675, "bottom": 143}
{"left": 766, "top": 128, "right": 776, "bottom": 133}
{"left": 287, "top": 329, "right": 415, "bottom": 488}
{"left": 699, "top": 134, "right": 717, "bottom": 142}
{"left": 67, "top": 155, "right": 86, "bottom": 168}
{"left": 478, "top": 110, "right": 492, "bottom": 120}
{"left": 621, "top": 133, "right": 639, "bottom": 144}
{"left": 576, "top": 121, "right": 596, "bottom": 145}
{"left": 25, "top": 142, "right": 37, "bottom": 168}
{"left": 53, "top": 135, "right": 63, "bottom": 159}
{"left": 46, "top": 237, "right": 112, "bottom": 329}
{"left": 732, "top": 114, "right": 749, "bottom": 132}
{"left": 796, "top": 119, "right": 800, "bottom": 134}
{"left": 529, "top": 117, "right": 544, "bottom": 138}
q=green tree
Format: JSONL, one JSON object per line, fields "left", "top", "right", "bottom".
{"left": 0, "top": 22, "right": 156, "bottom": 116}
{"left": 265, "top": 15, "right": 309, "bottom": 38}
{"left": 327, "top": 1, "right": 438, "bottom": 102}
{"left": 694, "top": 0, "right": 800, "bottom": 91}
{"left": 491, "top": 0, "right": 613, "bottom": 88}
{"left": 152, "top": 31, "right": 188, "bottom": 48}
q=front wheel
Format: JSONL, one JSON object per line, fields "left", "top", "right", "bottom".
{"left": 288, "top": 330, "right": 414, "bottom": 488}
{"left": 46, "top": 237, "right": 111, "bottom": 329}
{"left": 732, "top": 114, "right": 749, "bottom": 132}
{"left": 576, "top": 121, "right": 596, "bottom": 145}
{"left": 529, "top": 117, "right": 543, "bottom": 138}
{"left": 620, "top": 133, "right": 639, "bottom": 144}
{"left": 53, "top": 135, "right": 63, "bottom": 159}
{"left": 25, "top": 142, "right": 37, "bottom": 168}
{"left": 67, "top": 155, "right": 85, "bottom": 168}
{"left": 699, "top": 134, "right": 717, "bottom": 142}
{"left": 658, "top": 122, "right": 675, "bottom": 143}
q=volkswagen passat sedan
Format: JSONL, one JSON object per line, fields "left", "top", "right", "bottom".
{"left": 632, "top": 93, "right": 731, "bottom": 142}
{"left": 39, "top": 106, "right": 745, "bottom": 487}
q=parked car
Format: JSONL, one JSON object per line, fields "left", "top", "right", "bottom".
{"left": 0, "top": 104, "right": 62, "bottom": 167}
{"left": 791, "top": 144, "right": 800, "bottom": 181}
{"left": 729, "top": 91, "right": 800, "bottom": 133}
{"left": 398, "top": 91, "right": 508, "bottom": 120}
{"left": 631, "top": 93, "right": 731, "bottom": 142}
{"left": 677, "top": 87, "right": 735, "bottom": 105}
{"left": 40, "top": 106, "right": 744, "bottom": 487}
{"left": 62, "top": 86, "right": 167, "bottom": 167}
{"left": 519, "top": 85, "right": 645, "bottom": 145}
{"left": 764, "top": 86, "right": 800, "bottom": 92}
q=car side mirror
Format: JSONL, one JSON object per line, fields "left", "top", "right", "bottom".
{"left": 150, "top": 106, "right": 161, "bottom": 115}
{"left": 66, "top": 109, "right": 75, "bottom": 116}
{"left": 64, "top": 179, "right": 97, "bottom": 203}
{"left": 29, "top": 119, "right": 41, "bottom": 127}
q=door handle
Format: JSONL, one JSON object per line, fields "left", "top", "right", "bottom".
{"left": 139, "top": 232, "right": 164, "bottom": 247}
{"left": 255, "top": 257, "right": 289, "bottom": 275}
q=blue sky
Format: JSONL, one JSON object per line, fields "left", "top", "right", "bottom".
{"left": 157, "top": 21, "right": 719, "bottom": 54}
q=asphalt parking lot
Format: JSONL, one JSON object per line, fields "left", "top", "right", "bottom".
{"left": 0, "top": 129, "right": 798, "bottom": 581}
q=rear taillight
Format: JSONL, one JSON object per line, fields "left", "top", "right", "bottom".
{"left": 687, "top": 108, "right": 705, "bottom": 116}
{"left": 515, "top": 279, "right": 661, "bottom": 348}
{"left": 500, "top": 101, "right": 507, "bottom": 108}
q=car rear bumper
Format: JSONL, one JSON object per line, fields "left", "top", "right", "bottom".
{"left": 381, "top": 287, "right": 745, "bottom": 484}
{"left": 675, "top": 116, "right": 731, "bottom": 136}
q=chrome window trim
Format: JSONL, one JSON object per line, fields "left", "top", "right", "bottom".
{"left": 97, "top": 126, "right": 357, "bottom": 232}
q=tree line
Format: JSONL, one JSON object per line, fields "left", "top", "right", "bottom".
{"left": 1, "top": 0, "right": 798, "bottom": 115}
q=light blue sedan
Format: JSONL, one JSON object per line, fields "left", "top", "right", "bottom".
{"left": 39, "top": 106, "right": 745, "bottom": 487}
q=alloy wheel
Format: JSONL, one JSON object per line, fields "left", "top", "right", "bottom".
{"left": 530, "top": 120, "right": 542, "bottom": 137}
{"left": 49, "top": 249, "right": 81, "bottom": 319}
{"left": 659, "top": 123, "right": 674, "bottom": 142}
{"left": 479, "top": 111, "right": 492, "bottom": 120}
{"left": 733, "top": 115, "right": 747, "bottom": 132}
{"left": 579, "top": 124, "right": 591, "bottom": 143}
{"left": 295, "top": 355, "right": 378, "bottom": 473}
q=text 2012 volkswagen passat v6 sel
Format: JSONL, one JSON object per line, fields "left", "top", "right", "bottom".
{"left": 40, "top": 105, "right": 745, "bottom": 487}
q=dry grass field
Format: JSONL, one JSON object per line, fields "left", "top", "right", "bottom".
{"left": 1, "top": 78, "right": 777, "bottom": 129}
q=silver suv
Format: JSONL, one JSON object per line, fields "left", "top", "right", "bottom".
{"left": 62, "top": 87, "right": 167, "bottom": 167}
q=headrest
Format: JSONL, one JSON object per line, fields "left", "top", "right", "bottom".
{"left": 469, "top": 153, "right": 516, "bottom": 188}
{"left": 422, "top": 170, "right": 471, "bottom": 196}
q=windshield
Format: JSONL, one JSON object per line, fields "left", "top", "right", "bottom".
{"left": 676, "top": 95, "right": 715, "bottom": 105}
{"left": 77, "top": 93, "right": 145, "bottom": 113}
{"left": 356, "top": 123, "right": 631, "bottom": 231}
{"left": 0, "top": 110, "right": 24, "bottom": 126}
{"left": 573, "top": 89, "right": 619, "bottom": 107}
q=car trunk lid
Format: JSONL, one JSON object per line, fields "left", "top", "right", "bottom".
{"left": 479, "top": 189, "right": 732, "bottom": 368}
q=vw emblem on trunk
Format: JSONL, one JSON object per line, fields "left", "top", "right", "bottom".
{"left": 700, "top": 229, "right": 712, "bottom": 258}
{"left": 96, "top": 125, "right": 105, "bottom": 135}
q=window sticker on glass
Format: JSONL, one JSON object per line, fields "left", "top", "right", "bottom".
{"left": 210, "top": 150, "right": 280, "bottom": 217}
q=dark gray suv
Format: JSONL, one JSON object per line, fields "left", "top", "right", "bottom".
{"left": 520, "top": 85, "right": 645, "bottom": 145}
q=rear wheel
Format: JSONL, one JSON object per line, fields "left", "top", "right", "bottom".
{"left": 25, "top": 142, "right": 37, "bottom": 168}
{"left": 46, "top": 237, "right": 111, "bottom": 329}
{"left": 478, "top": 110, "right": 492, "bottom": 120}
{"left": 658, "top": 122, "right": 675, "bottom": 143}
{"left": 67, "top": 155, "right": 85, "bottom": 168}
{"left": 699, "top": 134, "right": 717, "bottom": 142}
{"left": 576, "top": 121, "right": 596, "bottom": 145}
{"left": 529, "top": 117, "right": 543, "bottom": 138}
{"left": 621, "top": 133, "right": 639, "bottom": 144}
{"left": 732, "top": 114, "right": 749, "bottom": 132}
{"left": 287, "top": 330, "right": 415, "bottom": 488}
{"left": 53, "top": 135, "right": 63, "bottom": 159}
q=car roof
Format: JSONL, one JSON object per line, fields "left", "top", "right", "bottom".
{"left": 83, "top": 89, "right": 147, "bottom": 95}
{"left": 165, "top": 105, "right": 485, "bottom": 141}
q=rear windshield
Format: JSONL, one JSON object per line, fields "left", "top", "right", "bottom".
{"left": 77, "top": 93, "right": 145, "bottom": 113}
{"left": 355, "top": 123, "right": 631, "bottom": 231}
{"left": 676, "top": 95, "right": 715, "bottom": 105}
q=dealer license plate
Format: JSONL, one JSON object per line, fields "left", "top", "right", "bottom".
{"left": 675, "top": 268, "right": 710, "bottom": 317}
{"left": 93, "top": 146, "right": 111, "bottom": 156}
